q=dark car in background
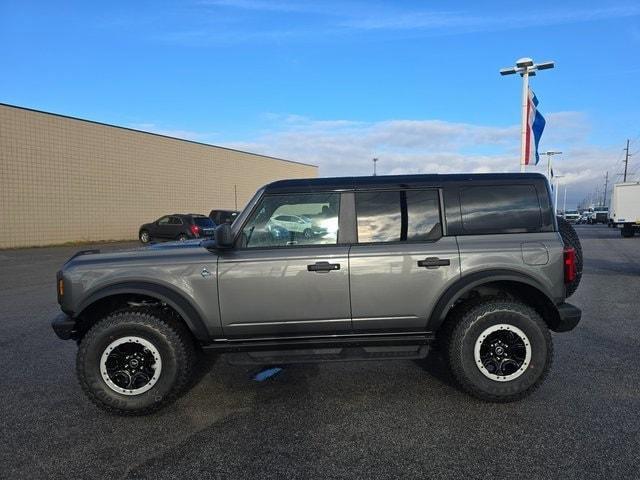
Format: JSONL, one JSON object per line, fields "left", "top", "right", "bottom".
{"left": 209, "top": 209, "right": 239, "bottom": 225}
{"left": 138, "top": 214, "right": 215, "bottom": 244}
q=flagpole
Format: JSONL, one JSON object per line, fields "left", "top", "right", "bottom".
{"left": 520, "top": 70, "right": 529, "bottom": 173}
{"left": 500, "top": 57, "right": 555, "bottom": 173}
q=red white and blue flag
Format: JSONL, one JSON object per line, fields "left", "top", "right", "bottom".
{"left": 524, "top": 88, "right": 546, "bottom": 166}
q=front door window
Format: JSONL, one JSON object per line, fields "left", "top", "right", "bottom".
{"left": 240, "top": 193, "right": 340, "bottom": 248}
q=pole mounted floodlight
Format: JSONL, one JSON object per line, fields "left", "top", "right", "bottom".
{"left": 516, "top": 57, "right": 534, "bottom": 68}
{"left": 372, "top": 157, "right": 378, "bottom": 176}
{"left": 500, "top": 57, "right": 555, "bottom": 172}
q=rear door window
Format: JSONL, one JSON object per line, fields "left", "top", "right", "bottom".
{"left": 355, "top": 191, "right": 401, "bottom": 243}
{"left": 460, "top": 185, "right": 542, "bottom": 234}
{"left": 355, "top": 190, "right": 441, "bottom": 243}
{"left": 406, "top": 190, "right": 442, "bottom": 241}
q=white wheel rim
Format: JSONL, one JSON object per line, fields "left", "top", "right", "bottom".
{"left": 100, "top": 336, "right": 162, "bottom": 396}
{"left": 474, "top": 324, "right": 532, "bottom": 382}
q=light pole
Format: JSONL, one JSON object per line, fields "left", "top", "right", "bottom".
{"left": 500, "top": 57, "right": 555, "bottom": 173}
{"left": 553, "top": 175, "right": 564, "bottom": 214}
{"left": 563, "top": 184, "right": 568, "bottom": 213}
{"left": 372, "top": 157, "right": 378, "bottom": 176}
{"left": 539, "top": 151, "right": 562, "bottom": 181}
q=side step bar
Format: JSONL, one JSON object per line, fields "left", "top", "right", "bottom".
{"left": 226, "top": 345, "right": 430, "bottom": 365}
{"left": 202, "top": 331, "right": 435, "bottom": 353}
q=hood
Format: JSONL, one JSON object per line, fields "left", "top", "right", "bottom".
{"left": 63, "top": 240, "right": 211, "bottom": 269}
{"left": 147, "top": 239, "right": 203, "bottom": 249}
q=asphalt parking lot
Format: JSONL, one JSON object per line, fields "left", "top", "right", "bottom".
{"left": 1, "top": 226, "right": 639, "bottom": 479}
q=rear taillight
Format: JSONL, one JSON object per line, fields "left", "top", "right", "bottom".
{"left": 190, "top": 225, "right": 201, "bottom": 236}
{"left": 564, "top": 247, "right": 577, "bottom": 283}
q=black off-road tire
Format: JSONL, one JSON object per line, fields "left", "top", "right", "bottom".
{"left": 557, "top": 216, "right": 583, "bottom": 298}
{"left": 76, "top": 309, "right": 196, "bottom": 416}
{"left": 444, "top": 299, "right": 553, "bottom": 402}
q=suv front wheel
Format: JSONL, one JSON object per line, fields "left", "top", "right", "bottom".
{"left": 76, "top": 309, "right": 195, "bottom": 415}
{"left": 444, "top": 299, "right": 552, "bottom": 402}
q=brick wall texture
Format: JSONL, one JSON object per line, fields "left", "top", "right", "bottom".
{"left": 0, "top": 104, "right": 317, "bottom": 248}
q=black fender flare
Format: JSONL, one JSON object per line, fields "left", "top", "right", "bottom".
{"left": 426, "top": 269, "right": 557, "bottom": 332}
{"left": 76, "top": 281, "right": 210, "bottom": 342}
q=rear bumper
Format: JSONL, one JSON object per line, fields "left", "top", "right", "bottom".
{"left": 554, "top": 302, "right": 581, "bottom": 332}
{"left": 51, "top": 312, "right": 77, "bottom": 340}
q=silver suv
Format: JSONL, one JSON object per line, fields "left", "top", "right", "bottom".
{"left": 52, "top": 173, "right": 582, "bottom": 415}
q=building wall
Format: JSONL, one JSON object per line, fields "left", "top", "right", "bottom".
{"left": 0, "top": 104, "right": 317, "bottom": 248}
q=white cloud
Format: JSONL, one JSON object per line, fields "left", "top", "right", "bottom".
{"left": 341, "top": 5, "right": 640, "bottom": 33}
{"left": 151, "top": 3, "right": 640, "bottom": 46}
{"left": 130, "top": 113, "right": 631, "bottom": 208}
{"left": 225, "top": 112, "right": 628, "bottom": 208}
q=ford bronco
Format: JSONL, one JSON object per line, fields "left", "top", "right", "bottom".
{"left": 52, "top": 173, "right": 582, "bottom": 415}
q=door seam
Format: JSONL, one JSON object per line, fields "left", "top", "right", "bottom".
{"left": 347, "top": 244, "right": 354, "bottom": 332}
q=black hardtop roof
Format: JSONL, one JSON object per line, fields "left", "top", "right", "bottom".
{"left": 264, "top": 172, "right": 548, "bottom": 193}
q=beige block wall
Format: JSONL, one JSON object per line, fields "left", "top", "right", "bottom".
{"left": 0, "top": 104, "right": 317, "bottom": 248}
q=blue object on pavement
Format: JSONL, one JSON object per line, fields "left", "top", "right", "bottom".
{"left": 253, "top": 367, "right": 283, "bottom": 382}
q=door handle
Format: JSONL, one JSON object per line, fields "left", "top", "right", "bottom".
{"left": 417, "top": 257, "right": 450, "bottom": 269}
{"left": 307, "top": 261, "right": 341, "bottom": 272}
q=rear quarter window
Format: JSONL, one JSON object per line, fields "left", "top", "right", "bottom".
{"left": 460, "top": 185, "right": 542, "bottom": 234}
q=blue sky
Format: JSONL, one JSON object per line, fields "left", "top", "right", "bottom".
{"left": 2, "top": 0, "right": 639, "bottom": 207}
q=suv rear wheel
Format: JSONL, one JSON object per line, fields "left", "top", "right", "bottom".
{"left": 76, "top": 309, "right": 195, "bottom": 415}
{"left": 444, "top": 299, "right": 552, "bottom": 402}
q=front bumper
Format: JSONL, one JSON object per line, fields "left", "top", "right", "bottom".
{"left": 51, "top": 312, "right": 77, "bottom": 340}
{"left": 554, "top": 302, "right": 582, "bottom": 332}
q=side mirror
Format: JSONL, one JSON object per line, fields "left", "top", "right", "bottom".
{"left": 214, "top": 223, "right": 233, "bottom": 248}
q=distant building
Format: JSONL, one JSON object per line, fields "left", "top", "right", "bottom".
{"left": 0, "top": 103, "right": 317, "bottom": 248}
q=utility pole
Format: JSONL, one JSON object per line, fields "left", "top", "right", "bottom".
{"left": 623, "top": 139, "right": 631, "bottom": 182}
{"left": 603, "top": 171, "right": 609, "bottom": 207}
{"left": 500, "top": 57, "right": 555, "bottom": 172}
{"left": 372, "top": 157, "right": 378, "bottom": 176}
